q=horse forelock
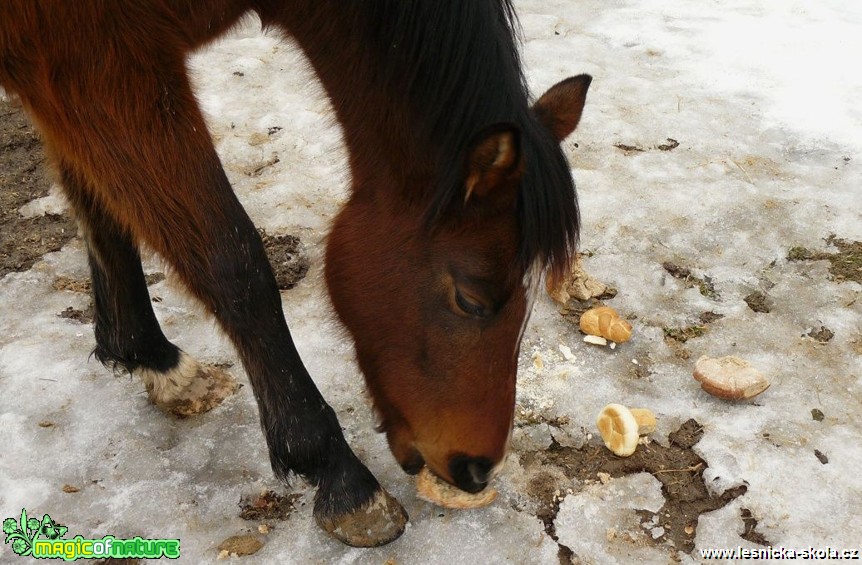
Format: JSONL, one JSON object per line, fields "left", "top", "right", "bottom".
{"left": 400, "top": 1, "right": 579, "bottom": 284}
{"left": 517, "top": 123, "right": 581, "bottom": 283}
{"left": 424, "top": 119, "right": 581, "bottom": 288}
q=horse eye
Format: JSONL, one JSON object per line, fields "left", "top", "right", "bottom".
{"left": 454, "top": 288, "right": 488, "bottom": 318}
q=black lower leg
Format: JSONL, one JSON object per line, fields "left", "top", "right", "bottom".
{"left": 181, "top": 206, "right": 406, "bottom": 545}
{"left": 88, "top": 232, "right": 182, "bottom": 373}
{"left": 61, "top": 166, "right": 181, "bottom": 375}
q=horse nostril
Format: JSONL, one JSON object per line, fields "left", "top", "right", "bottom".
{"left": 467, "top": 461, "right": 486, "bottom": 486}
{"left": 449, "top": 455, "right": 493, "bottom": 494}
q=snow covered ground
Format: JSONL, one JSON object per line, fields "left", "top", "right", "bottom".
{"left": 1, "top": 0, "right": 860, "bottom": 562}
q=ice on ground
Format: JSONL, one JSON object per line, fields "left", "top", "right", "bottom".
{"left": 555, "top": 473, "right": 667, "bottom": 564}
{"left": 18, "top": 185, "right": 69, "bottom": 219}
{"left": 2, "top": 0, "right": 861, "bottom": 563}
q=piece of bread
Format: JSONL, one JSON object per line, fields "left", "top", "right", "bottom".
{"left": 693, "top": 355, "right": 770, "bottom": 400}
{"left": 415, "top": 467, "right": 497, "bottom": 509}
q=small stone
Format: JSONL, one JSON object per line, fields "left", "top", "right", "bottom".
{"left": 814, "top": 450, "right": 828, "bottom": 464}
{"left": 217, "top": 534, "right": 264, "bottom": 557}
{"left": 38, "top": 420, "right": 55, "bottom": 428}
{"left": 62, "top": 484, "right": 80, "bottom": 493}
{"left": 811, "top": 408, "right": 825, "bottom": 422}
{"left": 596, "top": 472, "right": 611, "bottom": 485}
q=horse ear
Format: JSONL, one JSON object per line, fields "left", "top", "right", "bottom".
{"left": 533, "top": 74, "right": 592, "bottom": 141}
{"left": 464, "top": 123, "right": 522, "bottom": 204}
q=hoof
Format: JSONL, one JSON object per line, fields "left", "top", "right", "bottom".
{"left": 314, "top": 488, "right": 408, "bottom": 547}
{"left": 140, "top": 356, "right": 241, "bottom": 417}
{"left": 163, "top": 364, "right": 241, "bottom": 417}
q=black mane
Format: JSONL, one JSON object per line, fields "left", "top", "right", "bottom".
{"left": 265, "top": 0, "right": 580, "bottom": 278}
{"left": 363, "top": 0, "right": 580, "bottom": 277}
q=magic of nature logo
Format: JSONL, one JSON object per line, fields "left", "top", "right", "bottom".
{"left": 3, "top": 508, "right": 180, "bottom": 560}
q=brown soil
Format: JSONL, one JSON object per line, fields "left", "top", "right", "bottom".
{"left": 743, "top": 291, "right": 772, "bottom": 313}
{"left": 58, "top": 305, "right": 95, "bottom": 324}
{"left": 663, "top": 325, "right": 707, "bottom": 343}
{"left": 2, "top": 101, "right": 308, "bottom": 299}
{"left": 520, "top": 419, "right": 747, "bottom": 562}
{"left": 740, "top": 507, "right": 770, "bottom": 545}
{"left": 788, "top": 236, "right": 862, "bottom": 284}
{"left": 0, "top": 100, "right": 77, "bottom": 278}
{"left": 614, "top": 138, "right": 679, "bottom": 154}
{"left": 258, "top": 229, "right": 310, "bottom": 290}
{"left": 806, "top": 326, "right": 834, "bottom": 343}
{"left": 662, "top": 262, "right": 719, "bottom": 300}
{"left": 239, "top": 490, "right": 302, "bottom": 521}
{"left": 661, "top": 312, "right": 722, "bottom": 360}
{"left": 559, "top": 297, "right": 611, "bottom": 326}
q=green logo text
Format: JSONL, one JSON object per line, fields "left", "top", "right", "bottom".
{"left": 3, "top": 509, "right": 180, "bottom": 560}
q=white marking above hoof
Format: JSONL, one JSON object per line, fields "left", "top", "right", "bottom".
{"left": 136, "top": 351, "right": 200, "bottom": 404}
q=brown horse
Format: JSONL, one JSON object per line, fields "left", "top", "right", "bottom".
{"left": 0, "top": 0, "right": 590, "bottom": 547}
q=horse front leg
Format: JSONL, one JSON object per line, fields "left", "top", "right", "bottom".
{"left": 16, "top": 53, "right": 406, "bottom": 548}
{"left": 167, "top": 171, "right": 406, "bottom": 547}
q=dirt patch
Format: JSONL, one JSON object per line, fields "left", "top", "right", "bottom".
{"left": 515, "top": 406, "right": 571, "bottom": 429}
{"left": 806, "top": 326, "right": 834, "bottom": 343}
{"left": 660, "top": 312, "right": 723, "bottom": 360}
{"left": 521, "top": 419, "right": 747, "bottom": 560}
{"left": 558, "top": 297, "right": 621, "bottom": 326}
{"left": 698, "top": 311, "right": 724, "bottom": 325}
{"left": 239, "top": 490, "right": 302, "bottom": 521}
{"left": 663, "top": 325, "right": 707, "bottom": 343}
{"left": 58, "top": 305, "right": 94, "bottom": 324}
{"left": 740, "top": 507, "right": 770, "bottom": 546}
{"left": 145, "top": 272, "right": 165, "bottom": 286}
{"left": 1, "top": 102, "right": 305, "bottom": 294}
{"left": 743, "top": 291, "right": 772, "bottom": 313}
{"left": 0, "top": 100, "right": 77, "bottom": 278}
{"left": 258, "top": 229, "right": 310, "bottom": 290}
{"left": 52, "top": 276, "right": 91, "bottom": 293}
{"left": 788, "top": 236, "right": 862, "bottom": 284}
{"left": 662, "top": 262, "right": 719, "bottom": 300}
{"left": 614, "top": 138, "right": 679, "bottom": 154}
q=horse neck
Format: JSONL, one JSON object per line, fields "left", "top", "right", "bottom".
{"left": 260, "top": 1, "right": 530, "bottom": 196}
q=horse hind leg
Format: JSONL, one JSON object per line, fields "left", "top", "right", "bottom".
{"left": 57, "top": 163, "right": 240, "bottom": 416}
